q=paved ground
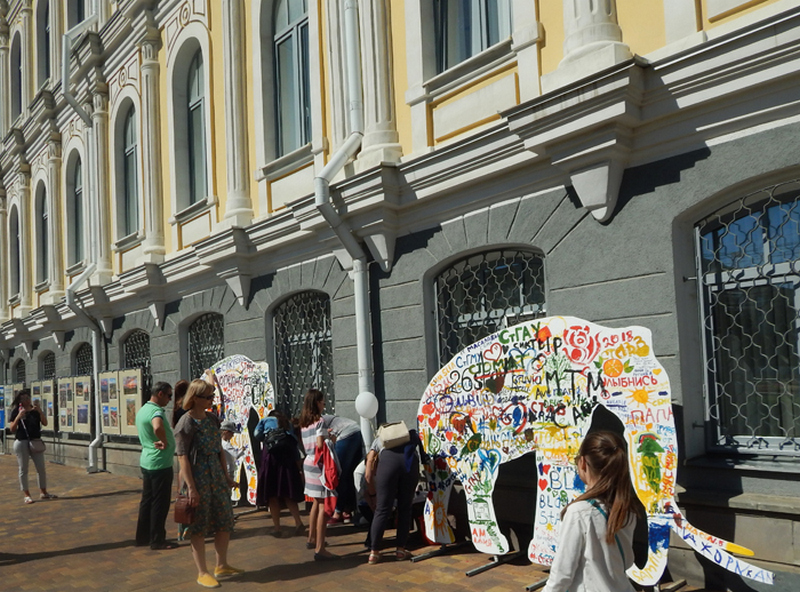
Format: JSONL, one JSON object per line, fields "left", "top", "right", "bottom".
{"left": 0, "top": 453, "right": 553, "bottom": 592}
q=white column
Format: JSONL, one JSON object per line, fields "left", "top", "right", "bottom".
{"left": 91, "top": 92, "right": 113, "bottom": 284}
{"left": 18, "top": 172, "right": 32, "bottom": 316}
{"left": 221, "top": 0, "right": 253, "bottom": 228}
{"left": 541, "top": 0, "right": 631, "bottom": 93}
{"left": 20, "top": 1, "right": 32, "bottom": 113}
{"left": 46, "top": 139, "right": 64, "bottom": 301}
{"left": 0, "top": 23, "right": 9, "bottom": 137}
{"left": 139, "top": 33, "right": 165, "bottom": 264}
{"left": 0, "top": 189, "right": 8, "bottom": 322}
{"left": 50, "top": 0, "right": 62, "bottom": 87}
{"left": 356, "top": 0, "right": 402, "bottom": 170}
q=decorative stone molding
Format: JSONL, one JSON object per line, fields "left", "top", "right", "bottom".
{"left": 118, "top": 262, "right": 167, "bottom": 328}
{"left": 194, "top": 227, "right": 255, "bottom": 308}
{"left": 164, "top": 0, "right": 208, "bottom": 61}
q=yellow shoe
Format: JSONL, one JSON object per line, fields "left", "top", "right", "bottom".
{"left": 197, "top": 573, "right": 220, "bottom": 588}
{"left": 214, "top": 565, "right": 244, "bottom": 577}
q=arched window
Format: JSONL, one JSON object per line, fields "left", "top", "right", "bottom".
{"left": 40, "top": 351, "right": 56, "bottom": 380}
{"left": 11, "top": 33, "right": 22, "bottom": 120}
{"left": 274, "top": 0, "right": 310, "bottom": 156}
{"left": 123, "top": 330, "right": 152, "bottom": 396}
{"left": 272, "top": 291, "right": 333, "bottom": 417}
{"left": 9, "top": 205, "right": 21, "bottom": 296}
{"left": 69, "top": 157, "right": 85, "bottom": 265}
{"left": 35, "top": 183, "right": 49, "bottom": 284}
{"left": 74, "top": 342, "right": 93, "bottom": 375}
{"left": 120, "top": 105, "right": 139, "bottom": 237}
{"left": 187, "top": 51, "right": 207, "bottom": 205}
{"left": 698, "top": 181, "right": 800, "bottom": 456}
{"left": 37, "top": 0, "right": 51, "bottom": 87}
{"left": 14, "top": 359, "right": 26, "bottom": 384}
{"left": 434, "top": 0, "right": 513, "bottom": 73}
{"left": 435, "top": 249, "right": 546, "bottom": 366}
{"left": 188, "top": 313, "right": 224, "bottom": 380}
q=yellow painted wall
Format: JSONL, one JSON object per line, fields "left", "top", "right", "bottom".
{"left": 618, "top": 0, "right": 666, "bottom": 56}
{"left": 702, "top": 0, "right": 782, "bottom": 27}
{"left": 538, "top": 0, "right": 565, "bottom": 77}
{"left": 391, "top": 0, "right": 412, "bottom": 158}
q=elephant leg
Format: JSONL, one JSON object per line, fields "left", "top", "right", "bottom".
{"left": 422, "top": 456, "right": 456, "bottom": 545}
{"left": 528, "top": 452, "right": 579, "bottom": 566}
{"left": 460, "top": 457, "right": 509, "bottom": 555}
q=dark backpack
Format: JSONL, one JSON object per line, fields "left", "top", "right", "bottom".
{"left": 263, "top": 428, "right": 291, "bottom": 452}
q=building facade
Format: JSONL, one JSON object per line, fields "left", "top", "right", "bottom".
{"left": 0, "top": 0, "right": 799, "bottom": 586}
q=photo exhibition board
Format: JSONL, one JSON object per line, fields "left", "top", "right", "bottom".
{"left": 73, "top": 376, "right": 92, "bottom": 435}
{"left": 417, "top": 316, "right": 773, "bottom": 586}
{"left": 119, "top": 369, "right": 140, "bottom": 436}
{"left": 203, "top": 355, "right": 275, "bottom": 505}
{"left": 57, "top": 378, "right": 73, "bottom": 433}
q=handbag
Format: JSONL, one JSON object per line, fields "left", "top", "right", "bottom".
{"left": 20, "top": 413, "right": 46, "bottom": 454}
{"left": 174, "top": 490, "right": 195, "bottom": 525}
{"left": 377, "top": 420, "right": 410, "bottom": 449}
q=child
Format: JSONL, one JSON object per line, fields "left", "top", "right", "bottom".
{"left": 220, "top": 420, "right": 244, "bottom": 482}
{"left": 543, "top": 431, "right": 638, "bottom": 592}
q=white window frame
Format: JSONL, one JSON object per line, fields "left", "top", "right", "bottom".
{"left": 9, "top": 204, "right": 21, "bottom": 298}
{"left": 111, "top": 96, "right": 143, "bottom": 245}
{"left": 10, "top": 32, "right": 22, "bottom": 122}
{"left": 34, "top": 180, "right": 49, "bottom": 287}
{"left": 64, "top": 149, "right": 86, "bottom": 270}
{"left": 36, "top": 0, "right": 51, "bottom": 89}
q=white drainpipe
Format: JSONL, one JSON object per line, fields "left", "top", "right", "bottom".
{"left": 62, "top": 2, "right": 104, "bottom": 472}
{"left": 314, "top": 0, "right": 379, "bottom": 447}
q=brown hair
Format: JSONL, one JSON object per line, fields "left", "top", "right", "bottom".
{"left": 298, "top": 388, "right": 324, "bottom": 428}
{"left": 268, "top": 409, "right": 292, "bottom": 431}
{"left": 564, "top": 431, "right": 637, "bottom": 544}
{"left": 183, "top": 379, "right": 214, "bottom": 410}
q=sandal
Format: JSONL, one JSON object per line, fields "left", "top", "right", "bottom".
{"left": 396, "top": 548, "right": 413, "bottom": 561}
{"left": 368, "top": 551, "right": 381, "bottom": 565}
{"left": 40, "top": 493, "right": 58, "bottom": 500}
{"left": 269, "top": 530, "right": 282, "bottom": 538}
{"left": 24, "top": 496, "right": 34, "bottom": 505}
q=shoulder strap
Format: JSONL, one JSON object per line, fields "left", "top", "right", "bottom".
{"left": 587, "top": 499, "right": 626, "bottom": 565}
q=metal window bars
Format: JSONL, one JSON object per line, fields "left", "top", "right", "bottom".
{"left": 14, "top": 359, "right": 26, "bottom": 384}
{"left": 188, "top": 313, "right": 225, "bottom": 381}
{"left": 41, "top": 352, "right": 56, "bottom": 380}
{"left": 697, "top": 180, "right": 800, "bottom": 456}
{"left": 273, "top": 291, "right": 334, "bottom": 419}
{"left": 74, "top": 342, "right": 93, "bottom": 376}
{"left": 435, "top": 249, "right": 547, "bottom": 367}
{"left": 123, "top": 330, "right": 153, "bottom": 397}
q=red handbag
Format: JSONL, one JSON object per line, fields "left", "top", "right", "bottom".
{"left": 174, "top": 491, "right": 195, "bottom": 525}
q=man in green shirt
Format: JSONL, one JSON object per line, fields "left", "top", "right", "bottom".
{"left": 135, "top": 381, "right": 177, "bottom": 550}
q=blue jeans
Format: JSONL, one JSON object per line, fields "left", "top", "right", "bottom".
{"left": 334, "top": 433, "right": 363, "bottom": 514}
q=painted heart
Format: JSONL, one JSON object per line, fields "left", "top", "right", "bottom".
{"left": 541, "top": 464, "right": 550, "bottom": 474}
{"left": 538, "top": 478, "right": 548, "bottom": 491}
{"left": 484, "top": 342, "right": 503, "bottom": 362}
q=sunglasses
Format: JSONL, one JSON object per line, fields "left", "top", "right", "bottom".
{"left": 196, "top": 394, "right": 215, "bottom": 400}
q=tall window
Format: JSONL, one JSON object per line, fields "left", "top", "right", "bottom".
{"left": 37, "top": 0, "right": 51, "bottom": 87}
{"left": 274, "top": 0, "right": 310, "bottom": 156}
{"left": 67, "top": 0, "right": 86, "bottom": 29}
{"left": 11, "top": 33, "right": 22, "bottom": 120}
{"left": 71, "top": 158, "right": 85, "bottom": 264}
{"left": 435, "top": 249, "right": 546, "bottom": 366}
{"left": 187, "top": 51, "right": 207, "bottom": 205}
{"left": 121, "top": 106, "right": 139, "bottom": 236}
{"left": 434, "top": 0, "right": 513, "bottom": 73}
{"left": 74, "top": 343, "right": 93, "bottom": 375}
{"left": 273, "top": 291, "right": 333, "bottom": 418}
{"left": 36, "top": 184, "right": 49, "bottom": 284}
{"left": 40, "top": 351, "right": 56, "bottom": 380}
{"left": 123, "top": 330, "right": 152, "bottom": 398}
{"left": 698, "top": 181, "right": 800, "bottom": 456}
{"left": 188, "top": 313, "right": 224, "bottom": 380}
{"left": 9, "top": 206, "right": 21, "bottom": 295}
{"left": 14, "top": 360, "right": 26, "bottom": 384}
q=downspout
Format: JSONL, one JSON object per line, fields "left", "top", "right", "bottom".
{"left": 62, "top": 1, "right": 103, "bottom": 472}
{"left": 314, "top": 0, "right": 379, "bottom": 447}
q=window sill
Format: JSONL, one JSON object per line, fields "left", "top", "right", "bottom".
{"left": 113, "top": 230, "right": 145, "bottom": 252}
{"left": 8, "top": 293, "right": 21, "bottom": 306}
{"left": 685, "top": 453, "right": 800, "bottom": 474}
{"left": 257, "top": 143, "right": 314, "bottom": 182}
{"left": 66, "top": 261, "right": 87, "bottom": 276}
{"left": 169, "top": 195, "right": 219, "bottom": 225}
{"left": 34, "top": 280, "right": 50, "bottom": 293}
{"left": 410, "top": 38, "right": 515, "bottom": 106}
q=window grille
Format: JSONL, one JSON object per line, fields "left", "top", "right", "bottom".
{"left": 434, "top": 0, "right": 513, "bottom": 73}
{"left": 697, "top": 180, "right": 800, "bottom": 456}
{"left": 188, "top": 313, "right": 224, "bottom": 380}
{"left": 123, "top": 330, "right": 152, "bottom": 396}
{"left": 435, "top": 249, "right": 546, "bottom": 366}
{"left": 75, "top": 343, "right": 93, "bottom": 375}
{"left": 41, "top": 352, "right": 56, "bottom": 380}
{"left": 14, "top": 359, "right": 26, "bottom": 384}
{"left": 273, "top": 291, "right": 334, "bottom": 418}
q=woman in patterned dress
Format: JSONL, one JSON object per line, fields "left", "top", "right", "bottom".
{"left": 175, "top": 379, "right": 243, "bottom": 589}
{"left": 299, "top": 388, "right": 337, "bottom": 560}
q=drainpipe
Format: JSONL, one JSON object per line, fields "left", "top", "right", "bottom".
{"left": 62, "top": 1, "right": 103, "bottom": 472}
{"left": 314, "top": 0, "right": 379, "bottom": 447}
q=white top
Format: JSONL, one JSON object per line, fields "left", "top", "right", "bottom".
{"left": 542, "top": 500, "right": 636, "bottom": 592}
{"left": 221, "top": 439, "right": 243, "bottom": 479}
{"left": 322, "top": 415, "right": 360, "bottom": 440}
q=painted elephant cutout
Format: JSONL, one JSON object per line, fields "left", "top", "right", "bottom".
{"left": 417, "top": 317, "right": 773, "bottom": 586}
{"left": 202, "top": 355, "right": 274, "bottom": 505}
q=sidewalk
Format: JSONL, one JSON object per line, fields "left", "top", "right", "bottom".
{"left": 0, "top": 454, "right": 547, "bottom": 592}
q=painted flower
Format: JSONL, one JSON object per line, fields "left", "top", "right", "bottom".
{"left": 563, "top": 325, "right": 600, "bottom": 365}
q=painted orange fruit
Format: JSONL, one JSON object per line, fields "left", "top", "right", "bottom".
{"left": 603, "top": 358, "right": 624, "bottom": 378}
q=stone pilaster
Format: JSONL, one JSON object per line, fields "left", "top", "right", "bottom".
{"left": 0, "top": 188, "right": 8, "bottom": 322}
{"left": 45, "top": 139, "right": 64, "bottom": 302}
{"left": 356, "top": 0, "right": 402, "bottom": 170}
{"left": 221, "top": 0, "right": 253, "bottom": 228}
{"left": 17, "top": 171, "right": 32, "bottom": 317}
{"left": 0, "top": 17, "right": 9, "bottom": 136}
{"left": 20, "top": 1, "right": 32, "bottom": 112}
{"left": 90, "top": 92, "right": 113, "bottom": 285}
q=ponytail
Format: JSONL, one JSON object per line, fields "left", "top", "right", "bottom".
{"left": 562, "top": 430, "right": 638, "bottom": 545}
